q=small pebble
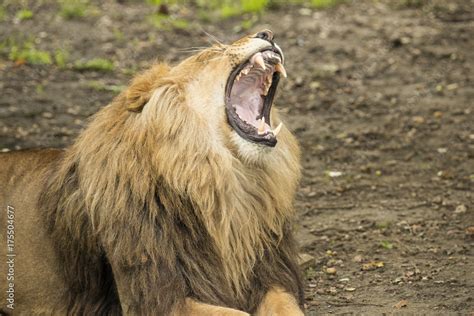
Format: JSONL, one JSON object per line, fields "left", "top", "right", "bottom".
{"left": 326, "top": 267, "right": 337, "bottom": 275}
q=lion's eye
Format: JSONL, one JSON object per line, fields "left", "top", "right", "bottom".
{"left": 255, "top": 30, "right": 273, "bottom": 42}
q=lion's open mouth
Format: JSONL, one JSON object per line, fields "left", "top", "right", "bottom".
{"left": 225, "top": 48, "right": 286, "bottom": 147}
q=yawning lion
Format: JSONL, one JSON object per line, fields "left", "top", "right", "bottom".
{"left": 0, "top": 30, "right": 304, "bottom": 315}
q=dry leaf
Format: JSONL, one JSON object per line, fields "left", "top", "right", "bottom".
{"left": 14, "top": 59, "right": 26, "bottom": 66}
{"left": 394, "top": 299, "right": 408, "bottom": 309}
{"left": 465, "top": 226, "right": 474, "bottom": 236}
{"left": 362, "top": 261, "right": 385, "bottom": 271}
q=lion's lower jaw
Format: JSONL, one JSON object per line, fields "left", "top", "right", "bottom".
{"left": 230, "top": 132, "right": 276, "bottom": 163}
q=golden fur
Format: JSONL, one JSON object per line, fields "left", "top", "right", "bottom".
{"left": 0, "top": 31, "right": 303, "bottom": 315}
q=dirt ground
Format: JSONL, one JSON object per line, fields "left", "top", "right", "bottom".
{"left": 1, "top": 0, "right": 473, "bottom": 314}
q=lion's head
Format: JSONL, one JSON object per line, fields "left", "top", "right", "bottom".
{"left": 125, "top": 29, "right": 289, "bottom": 162}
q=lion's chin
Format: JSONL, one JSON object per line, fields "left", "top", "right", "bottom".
{"left": 225, "top": 49, "right": 286, "bottom": 147}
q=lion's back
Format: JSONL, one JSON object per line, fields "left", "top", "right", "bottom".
{"left": 0, "top": 148, "right": 62, "bottom": 188}
{"left": 0, "top": 148, "right": 69, "bottom": 315}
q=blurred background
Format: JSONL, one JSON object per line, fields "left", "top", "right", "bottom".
{"left": 0, "top": 0, "right": 473, "bottom": 314}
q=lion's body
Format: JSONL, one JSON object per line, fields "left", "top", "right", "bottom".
{"left": 0, "top": 31, "right": 304, "bottom": 315}
{"left": 0, "top": 150, "right": 70, "bottom": 314}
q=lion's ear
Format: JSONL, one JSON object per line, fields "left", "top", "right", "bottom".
{"left": 125, "top": 63, "right": 171, "bottom": 112}
{"left": 125, "top": 90, "right": 151, "bottom": 112}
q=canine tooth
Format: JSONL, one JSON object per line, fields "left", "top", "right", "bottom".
{"left": 258, "top": 117, "right": 266, "bottom": 135}
{"left": 273, "top": 122, "right": 283, "bottom": 136}
{"left": 275, "top": 63, "right": 287, "bottom": 78}
{"left": 254, "top": 54, "right": 266, "bottom": 70}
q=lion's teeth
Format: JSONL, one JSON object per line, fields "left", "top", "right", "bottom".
{"left": 264, "top": 84, "right": 270, "bottom": 96}
{"left": 258, "top": 117, "right": 266, "bottom": 135}
{"left": 273, "top": 122, "right": 283, "bottom": 136}
{"left": 254, "top": 53, "right": 266, "bottom": 70}
{"left": 262, "top": 76, "right": 272, "bottom": 95}
{"left": 262, "top": 81, "right": 268, "bottom": 96}
{"left": 275, "top": 63, "right": 287, "bottom": 78}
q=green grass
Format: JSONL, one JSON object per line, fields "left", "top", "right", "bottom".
{"left": 146, "top": 0, "right": 170, "bottom": 5}
{"left": 1, "top": 38, "right": 109, "bottom": 71}
{"left": 218, "top": 0, "right": 269, "bottom": 18}
{"left": 146, "top": 0, "right": 270, "bottom": 20}
{"left": 73, "top": 58, "right": 114, "bottom": 72}
{"left": 35, "top": 84, "right": 45, "bottom": 94}
{"left": 15, "top": 9, "right": 33, "bottom": 21}
{"left": 205, "top": 0, "right": 342, "bottom": 16}
{"left": 311, "top": 0, "right": 345, "bottom": 9}
{"left": 113, "top": 29, "right": 125, "bottom": 42}
{"left": 220, "top": 5, "right": 241, "bottom": 18}
{"left": 375, "top": 221, "right": 392, "bottom": 230}
{"left": 8, "top": 42, "right": 52, "bottom": 65}
{"left": 85, "top": 80, "right": 125, "bottom": 93}
{"left": 148, "top": 14, "right": 167, "bottom": 29}
{"left": 380, "top": 240, "right": 394, "bottom": 250}
{"left": 148, "top": 14, "right": 190, "bottom": 30}
{"left": 1, "top": 38, "right": 72, "bottom": 68}
{"left": 304, "top": 266, "right": 318, "bottom": 279}
{"left": 146, "top": 0, "right": 346, "bottom": 24}
{"left": 241, "top": 0, "right": 269, "bottom": 13}
{"left": 59, "top": 0, "right": 91, "bottom": 19}
{"left": 169, "top": 18, "right": 189, "bottom": 30}
{"left": 54, "top": 49, "right": 68, "bottom": 69}
{"left": 240, "top": 18, "right": 255, "bottom": 31}
{"left": 0, "top": 7, "right": 7, "bottom": 22}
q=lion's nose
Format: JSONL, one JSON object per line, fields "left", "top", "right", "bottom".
{"left": 255, "top": 30, "right": 274, "bottom": 42}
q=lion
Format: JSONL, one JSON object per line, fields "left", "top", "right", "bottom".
{"left": 0, "top": 30, "right": 304, "bottom": 315}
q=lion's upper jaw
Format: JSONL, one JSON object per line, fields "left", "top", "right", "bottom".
{"left": 181, "top": 40, "right": 289, "bottom": 162}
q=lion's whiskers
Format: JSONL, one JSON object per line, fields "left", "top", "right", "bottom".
{"left": 201, "top": 29, "right": 224, "bottom": 47}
